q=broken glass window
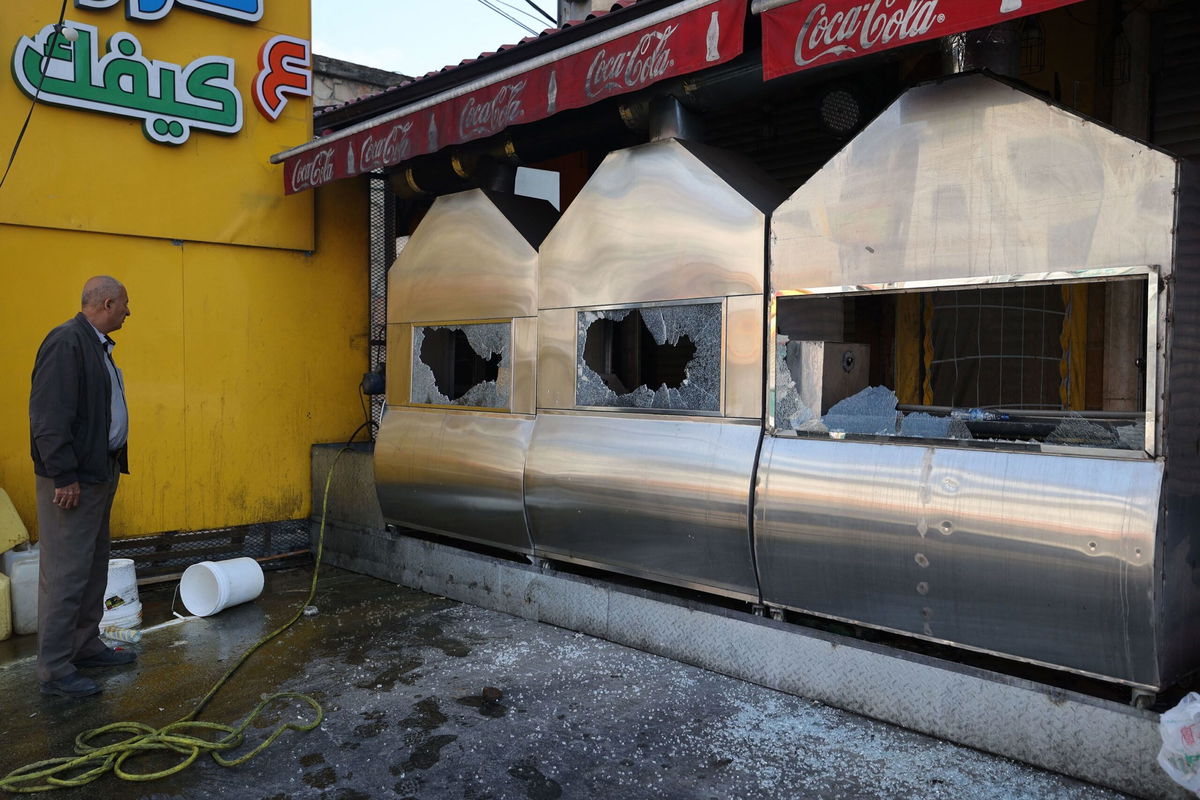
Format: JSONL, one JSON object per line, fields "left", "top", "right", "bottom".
{"left": 411, "top": 322, "right": 511, "bottom": 408}
{"left": 773, "top": 276, "right": 1150, "bottom": 453}
{"left": 577, "top": 303, "right": 721, "bottom": 412}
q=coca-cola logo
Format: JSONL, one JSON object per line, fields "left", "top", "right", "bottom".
{"left": 585, "top": 24, "right": 678, "bottom": 99}
{"left": 289, "top": 146, "right": 336, "bottom": 192}
{"left": 360, "top": 122, "right": 414, "bottom": 172}
{"left": 459, "top": 81, "right": 527, "bottom": 138}
{"left": 794, "top": 0, "right": 944, "bottom": 67}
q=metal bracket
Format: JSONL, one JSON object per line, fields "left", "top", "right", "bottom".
{"left": 1130, "top": 688, "right": 1155, "bottom": 710}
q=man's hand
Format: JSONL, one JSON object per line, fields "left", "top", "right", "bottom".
{"left": 53, "top": 482, "right": 80, "bottom": 510}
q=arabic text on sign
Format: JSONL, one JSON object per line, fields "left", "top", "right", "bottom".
{"left": 12, "top": 22, "right": 243, "bottom": 145}
{"left": 254, "top": 34, "right": 312, "bottom": 121}
{"left": 74, "top": 0, "right": 263, "bottom": 23}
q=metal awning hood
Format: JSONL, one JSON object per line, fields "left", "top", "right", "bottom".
{"left": 539, "top": 138, "right": 783, "bottom": 309}
{"left": 770, "top": 72, "right": 1180, "bottom": 291}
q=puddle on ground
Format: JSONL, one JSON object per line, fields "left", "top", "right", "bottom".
{"left": 355, "top": 657, "right": 424, "bottom": 692}
{"left": 401, "top": 696, "right": 447, "bottom": 731}
{"left": 354, "top": 709, "right": 388, "bottom": 738}
{"left": 303, "top": 765, "right": 337, "bottom": 789}
{"left": 411, "top": 623, "right": 473, "bottom": 658}
{"left": 456, "top": 693, "right": 508, "bottom": 718}
{"left": 508, "top": 763, "right": 564, "bottom": 800}
{"left": 403, "top": 733, "right": 458, "bottom": 770}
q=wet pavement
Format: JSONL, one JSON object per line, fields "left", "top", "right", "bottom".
{"left": 0, "top": 565, "right": 1135, "bottom": 799}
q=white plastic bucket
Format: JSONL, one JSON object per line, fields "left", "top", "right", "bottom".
{"left": 179, "top": 557, "right": 264, "bottom": 617}
{"left": 101, "top": 558, "right": 140, "bottom": 628}
{"left": 101, "top": 599, "right": 142, "bottom": 630}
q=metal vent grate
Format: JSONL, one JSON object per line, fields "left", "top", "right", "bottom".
{"left": 368, "top": 172, "right": 397, "bottom": 432}
{"left": 109, "top": 520, "right": 311, "bottom": 578}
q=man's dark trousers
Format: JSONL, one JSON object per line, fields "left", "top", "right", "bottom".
{"left": 35, "top": 456, "right": 120, "bottom": 682}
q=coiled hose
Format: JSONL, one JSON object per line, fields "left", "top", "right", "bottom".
{"left": 0, "top": 442, "right": 356, "bottom": 792}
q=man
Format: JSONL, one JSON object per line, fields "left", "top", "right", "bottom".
{"left": 29, "top": 276, "right": 136, "bottom": 698}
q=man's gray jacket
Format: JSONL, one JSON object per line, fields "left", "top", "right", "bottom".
{"left": 30, "top": 313, "right": 130, "bottom": 488}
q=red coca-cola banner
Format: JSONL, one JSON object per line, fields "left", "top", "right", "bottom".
{"left": 281, "top": 0, "right": 747, "bottom": 194}
{"left": 759, "top": 0, "right": 1084, "bottom": 81}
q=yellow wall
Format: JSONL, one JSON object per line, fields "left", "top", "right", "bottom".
{"left": 0, "top": 1, "right": 370, "bottom": 539}
{"left": 0, "top": 179, "right": 368, "bottom": 539}
{"left": 1, "top": 0, "right": 315, "bottom": 249}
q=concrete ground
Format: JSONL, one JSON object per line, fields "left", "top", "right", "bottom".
{"left": 0, "top": 565, "right": 1134, "bottom": 800}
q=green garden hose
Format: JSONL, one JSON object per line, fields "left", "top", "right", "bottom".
{"left": 0, "top": 443, "right": 355, "bottom": 792}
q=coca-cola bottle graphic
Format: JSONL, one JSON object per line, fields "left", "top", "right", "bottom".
{"left": 999, "top": 0, "right": 1023, "bottom": 12}
{"left": 706, "top": 11, "right": 720, "bottom": 62}
{"left": 428, "top": 116, "right": 438, "bottom": 151}
{"left": 346, "top": 145, "right": 355, "bottom": 175}
{"left": 547, "top": 69, "right": 558, "bottom": 114}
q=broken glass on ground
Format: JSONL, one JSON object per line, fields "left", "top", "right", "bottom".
{"left": 577, "top": 303, "right": 721, "bottom": 412}
{"left": 411, "top": 322, "right": 511, "bottom": 408}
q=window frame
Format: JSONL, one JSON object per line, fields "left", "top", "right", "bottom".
{"left": 408, "top": 317, "right": 515, "bottom": 413}
{"left": 573, "top": 297, "right": 728, "bottom": 417}
{"left": 767, "top": 266, "right": 1162, "bottom": 458}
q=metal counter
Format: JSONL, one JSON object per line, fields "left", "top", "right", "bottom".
{"left": 526, "top": 413, "right": 761, "bottom": 600}
{"left": 755, "top": 412, "right": 1164, "bottom": 687}
{"left": 375, "top": 408, "right": 536, "bottom": 553}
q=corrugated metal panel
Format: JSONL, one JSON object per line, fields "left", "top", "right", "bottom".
{"left": 1152, "top": 2, "right": 1200, "bottom": 159}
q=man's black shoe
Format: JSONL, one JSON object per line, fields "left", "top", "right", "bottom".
{"left": 73, "top": 648, "right": 137, "bottom": 669}
{"left": 40, "top": 672, "right": 102, "bottom": 698}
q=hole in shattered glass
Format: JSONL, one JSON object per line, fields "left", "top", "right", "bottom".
{"left": 411, "top": 323, "right": 511, "bottom": 409}
{"left": 582, "top": 310, "right": 696, "bottom": 394}
{"left": 420, "top": 328, "right": 501, "bottom": 401}
{"left": 576, "top": 303, "right": 720, "bottom": 412}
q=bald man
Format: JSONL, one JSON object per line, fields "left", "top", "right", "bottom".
{"left": 29, "top": 276, "right": 136, "bottom": 698}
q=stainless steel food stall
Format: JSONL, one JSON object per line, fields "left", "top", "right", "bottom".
{"left": 758, "top": 72, "right": 1200, "bottom": 691}
{"left": 374, "top": 188, "right": 557, "bottom": 554}
{"left": 525, "top": 116, "right": 784, "bottom": 600}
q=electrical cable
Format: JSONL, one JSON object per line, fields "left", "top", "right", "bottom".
{"left": 0, "top": 426, "right": 371, "bottom": 793}
{"left": 0, "top": 0, "right": 70, "bottom": 194}
{"left": 521, "top": 0, "right": 558, "bottom": 26}
{"left": 491, "top": 0, "right": 553, "bottom": 28}
{"left": 358, "top": 384, "right": 377, "bottom": 435}
{"left": 481, "top": 0, "right": 538, "bottom": 34}
{"left": 475, "top": 0, "right": 538, "bottom": 35}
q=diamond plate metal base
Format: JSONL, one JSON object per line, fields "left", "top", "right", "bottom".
{"left": 320, "top": 526, "right": 1183, "bottom": 799}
